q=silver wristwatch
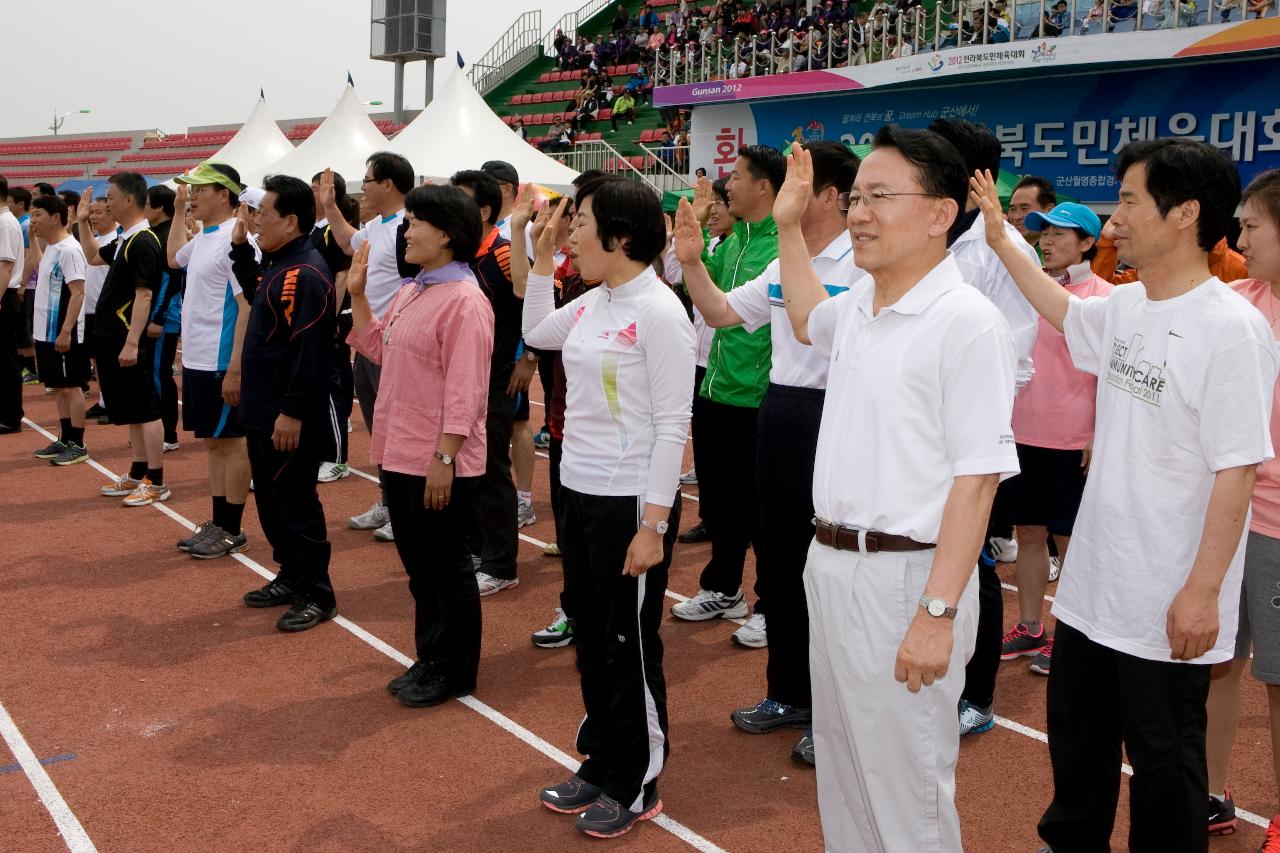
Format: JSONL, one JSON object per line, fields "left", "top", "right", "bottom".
{"left": 919, "top": 594, "right": 957, "bottom": 619}
{"left": 640, "top": 518, "right": 669, "bottom": 535}
{"left": 433, "top": 451, "right": 454, "bottom": 465}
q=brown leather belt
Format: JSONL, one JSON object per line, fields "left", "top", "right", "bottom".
{"left": 813, "top": 519, "right": 935, "bottom": 553}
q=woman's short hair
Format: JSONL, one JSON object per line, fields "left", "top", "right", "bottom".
{"left": 576, "top": 178, "right": 667, "bottom": 264}
{"left": 404, "top": 184, "right": 483, "bottom": 261}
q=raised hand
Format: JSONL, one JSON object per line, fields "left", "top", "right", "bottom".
{"left": 231, "top": 204, "right": 252, "bottom": 245}
{"left": 690, "top": 175, "right": 714, "bottom": 225}
{"left": 76, "top": 188, "right": 93, "bottom": 224}
{"left": 535, "top": 197, "right": 570, "bottom": 265}
{"left": 174, "top": 184, "right": 188, "bottom": 215}
{"left": 511, "top": 182, "right": 537, "bottom": 233}
{"left": 346, "top": 242, "right": 371, "bottom": 298}
{"left": 968, "top": 169, "right": 1010, "bottom": 250}
{"left": 317, "top": 168, "right": 337, "bottom": 211}
{"left": 673, "top": 198, "right": 706, "bottom": 266}
{"left": 773, "top": 146, "right": 813, "bottom": 230}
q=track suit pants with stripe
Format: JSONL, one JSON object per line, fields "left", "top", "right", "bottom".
{"left": 154, "top": 332, "right": 179, "bottom": 445}
{"left": 469, "top": 369, "right": 519, "bottom": 581}
{"left": 806, "top": 542, "right": 978, "bottom": 853}
{"left": 697, "top": 397, "right": 765, "bottom": 606}
{"left": 756, "top": 384, "right": 824, "bottom": 709}
{"left": 0, "top": 288, "right": 24, "bottom": 426}
{"left": 560, "top": 487, "right": 679, "bottom": 811}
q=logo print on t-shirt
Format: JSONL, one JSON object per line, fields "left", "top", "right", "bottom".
{"left": 1107, "top": 332, "right": 1167, "bottom": 405}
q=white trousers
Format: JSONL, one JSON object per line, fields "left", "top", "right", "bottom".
{"left": 804, "top": 541, "right": 979, "bottom": 853}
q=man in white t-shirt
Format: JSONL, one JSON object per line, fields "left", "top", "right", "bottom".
{"left": 972, "top": 138, "right": 1278, "bottom": 850}
{"left": 171, "top": 162, "right": 255, "bottom": 560}
{"left": 778, "top": 129, "right": 1019, "bottom": 851}
{"left": 28, "top": 195, "right": 90, "bottom": 464}
{"left": 0, "top": 175, "right": 26, "bottom": 431}
{"left": 83, "top": 198, "right": 117, "bottom": 422}
{"left": 319, "top": 152, "right": 417, "bottom": 542}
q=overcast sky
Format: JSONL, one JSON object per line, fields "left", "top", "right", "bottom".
{"left": 5, "top": 0, "right": 581, "bottom": 138}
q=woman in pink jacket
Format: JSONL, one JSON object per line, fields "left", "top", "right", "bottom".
{"left": 346, "top": 184, "right": 495, "bottom": 709}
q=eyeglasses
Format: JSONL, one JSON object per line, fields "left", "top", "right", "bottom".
{"left": 361, "top": 176, "right": 380, "bottom": 185}
{"left": 839, "top": 190, "right": 935, "bottom": 212}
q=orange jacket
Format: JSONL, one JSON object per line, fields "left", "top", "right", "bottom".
{"left": 1091, "top": 235, "right": 1249, "bottom": 284}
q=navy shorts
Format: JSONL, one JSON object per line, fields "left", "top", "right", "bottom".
{"left": 96, "top": 336, "right": 159, "bottom": 425}
{"left": 35, "top": 339, "right": 90, "bottom": 388}
{"left": 182, "top": 368, "right": 244, "bottom": 438}
{"left": 1006, "top": 443, "right": 1087, "bottom": 538}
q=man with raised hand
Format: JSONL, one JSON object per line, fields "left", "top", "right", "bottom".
{"left": 972, "top": 138, "right": 1278, "bottom": 851}
{"left": 169, "top": 162, "right": 254, "bottom": 559}
{"left": 778, "top": 129, "right": 1019, "bottom": 851}
{"left": 674, "top": 141, "right": 862, "bottom": 766}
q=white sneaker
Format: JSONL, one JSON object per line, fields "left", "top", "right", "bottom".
{"left": 732, "top": 612, "right": 767, "bottom": 648}
{"left": 671, "top": 589, "right": 748, "bottom": 621}
{"left": 318, "top": 461, "right": 350, "bottom": 483}
{"left": 517, "top": 498, "right": 537, "bottom": 528}
{"left": 476, "top": 571, "right": 519, "bottom": 597}
{"left": 988, "top": 536, "right": 1018, "bottom": 563}
{"left": 372, "top": 521, "right": 395, "bottom": 542}
{"left": 162, "top": 441, "right": 180, "bottom": 453}
{"left": 679, "top": 467, "right": 698, "bottom": 485}
{"left": 1048, "top": 554, "right": 1062, "bottom": 583}
{"left": 349, "top": 501, "right": 389, "bottom": 530}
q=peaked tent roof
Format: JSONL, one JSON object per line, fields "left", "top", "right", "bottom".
{"left": 385, "top": 69, "right": 579, "bottom": 192}
{"left": 242, "top": 85, "right": 388, "bottom": 186}
{"left": 206, "top": 98, "right": 295, "bottom": 180}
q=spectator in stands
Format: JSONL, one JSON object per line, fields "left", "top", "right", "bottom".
{"left": 1007, "top": 175, "right": 1057, "bottom": 256}
{"left": 1082, "top": 0, "right": 1106, "bottom": 30}
{"left": 558, "top": 38, "right": 578, "bottom": 70}
{"left": 610, "top": 90, "right": 638, "bottom": 132}
{"left": 849, "top": 12, "right": 869, "bottom": 63}
{"left": 512, "top": 117, "right": 527, "bottom": 141}
{"left": 612, "top": 3, "right": 630, "bottom": 32}
{"left": 639, "top": 7, "right": 661, "bottom": 29}
{"left": 1248, "top": 0, "right": 1274, "bottom": 17}
{"left": 553, "top": 28, "right": 569, "bottom": 57}
{"left": 571, "top": 88, "right": 602, "bottom": 132}
{"left": 0, "top": 175, "right": 27, "bottom": 432}
{"left": 1108, "top": 0, "right": 1138, "bottom": 27}
{"left": 33, "top": 182, "right": 56, "bottom": 198}
{"left": 656, "top": 131, "right": 678, "bottom": 169}
{"left": 696, "top": 167, "right": 708, "bottom": 179}
{"left": 625, "top": 64, "right": 651, "bottom": 105}
{"left": 1042, "top": 0, "right": 1070, "bottom": 35}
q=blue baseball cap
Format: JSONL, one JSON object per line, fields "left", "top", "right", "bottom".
{"left": 1024, "top": 202, "right": 1102, "bottom": 239}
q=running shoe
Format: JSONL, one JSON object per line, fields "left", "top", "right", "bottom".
{"left": 1209, "top": 788, "right": 1237, "bottom": 836}
{"left": 243, "top": 579, "right": 294, "bottom": 608}
{"left": 101, "top": 475, "right": 142, "bottom": 497}
{"left": 671, "top": 588, "right": 747, "bottom": 621}
{"left": 677, "top": 521, "right": 710, "bottom": 544}
{"left": 958, "top": 699, "right": 995, "bottom": 736}
{"left": 276, "top": 600, "right": 337, "bottom": 632}
{"left": 1259, "top": 813, "right": 1280, "bottom": 851}
{"left": 988, "top": 535, "right": 1018, "bottom": 563}
{"left": 349, "top": 501, "right": 389, "bottom": 530}
{"left": 178, "top": 520, "right": 219, "bottom": 552}
{"left": 317, "top": 461, "right": 350, "bottom": 483}
{"left": 85, "top": 403, "right": 107, "bottom": 419}
{"left": 532, "top": 608, "right": 575, "bottom": 648}
{"left": 189, "top": 529, "right": 249, "bottom": 560}
{"left": 732, "top": 612, "right": 767, "bottom": 648}
{"left": 476, "top": 571, "right": 519, "bottom": 597}
{"left": 540, "top": 775, "right": 603, "bottom": 815}
{"left": 387, "top": 660, "right": 433, "bottom": 695}
{"left": 122, "top": 479, "right": 171, "bottom": 507}
{"left": 1001, "top": 622, "right": 1050, "bottom": 660}
{"left": 575, "top": 790, "right": 663, "bottom": 839}
{"left": 792, "top": 730, "right": 815, "bottom": 766}
{"left": 679, "top": 467, "right": 698, "bottom": 485}
{"left": 162, "top": 441, "right": 180, "bottom": 453}
{"left": 730, "top": 698, "right": 811, "bottom": 733}
{"left": 517, "top": 498, "right": 537, "bottom": 528}
{"left": 51, "top": 443, "right": 89, "bottom": 466}
{"left": 542, "top": 542, "right": 562, "bottom": 557}
{"left": 397, "top": 669, "right": 468, "bottom": 707}
{"left": 1048, "top": 554, "right": 1062, "bottom": 583}
{"left": 533, "top": 427, "right": 551, "bottom": 449}
{"left": 1029, "top": 637, "right": 1054, "bottom": 676}
{"left": 21, "top": 368, "right": 39, "bottom": 386}
{"left": 33, "top": 439, "right": 67, "bottom": 459}
{"left": 372, "top": 521, "right": 395, "bottom": 542}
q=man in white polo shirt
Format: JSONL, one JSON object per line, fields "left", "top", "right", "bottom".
{"left": 778, "top": 127, "right": 1019, "bottom": 851}
{"left": 170, "top": 162, "right": 254, "bottom": 559}
{"left": 0, "top": 174, "right": 26, "bottom": 432}
{"left": 972, "top": 138, "right": 1278, "bottom": 850}
{"left": 318, "top": 153, "right": 416, "bottom": 542}
{"left": 675, "top": 140, "right": 863, "bottom": 766}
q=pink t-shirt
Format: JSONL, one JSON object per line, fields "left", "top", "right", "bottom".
{"left": 1012, "top": 264, "right": 1114, "bottom": 450}
{"left": 1229, "top": 278, "right": 1280, "bottom": 537}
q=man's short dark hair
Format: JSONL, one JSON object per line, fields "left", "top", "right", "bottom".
{"left": 404, "top": 184, "right": 484, "bottom": 262}
{"left": 1013, "top": 175, "right": 1056, "bottom": 209}
{"left": 872, "top": 124, "right": 968, "bottom": 216}
{"left": 32, "top": 194, "right": 69, "bottom": 226}
{"left": 573, "top": 169, "right": 608, "bottom": 188}
{"left": 109, "top": 172, "right": 148, "bottom": 208}
{"left": 9, "top": 187, "right": 31, "bottom": 210}
{"left": 450, "top": 169, "right": 504, "bottom": 226}
{"left": 207, "top": 163, "right": 242, "bottom": 209}
{"left": 695, "top": 167, "right": 708, "bottom": 178}
{"left": 804, "top": 140, "right": 860, "bottom": 195}
{"left": 576, "top": 178, "right": 667, "bottom": 264}
{"left": 34, "top": 182, "right": 56, "bottom": 197}
{"left": 57, "top": 190, "right": 80, "bottom": 213}
{"left": 146, "top": 185, "right": 175, "bottom": 218}
{"left": 1115, "top": 138, "right": 1241, "bottom": 252}
{"left": 0, "top": 175, "right": 8, "bottom": 202}
{"left": 927, "top": 118, "right": 1002, "bottom": 181}
{"left": 263, "top": 174, "right": 316, "bottom": 236}
{"left": 738, "top": 145, "right": 786, "bottom": 195}
{"left": 366, "top": 151, "right": 415, "bottom": 194}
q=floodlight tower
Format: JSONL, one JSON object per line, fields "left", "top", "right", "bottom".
{"left": 370, "top": 0, "right": 446, "bottom": 125}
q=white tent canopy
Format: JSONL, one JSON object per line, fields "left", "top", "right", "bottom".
{"left": 242, "top": 84, "right": 388, "bottom": 187}
{"left": 206, "top": 98, "right": 294, "bottom": 180}
{"left": 385, "top": 69, "right": 579, "bottom": 192}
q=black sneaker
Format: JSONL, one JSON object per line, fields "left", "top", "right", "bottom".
{"left": 276, "top": 601, "right": 337, "bottom": 632}
{"left": 51, "top": 443, "right": 89, "bottom": 466}
{"left": 387, "top": 660, "right": 433, "bottom": 695}
{"left": 243, "top": 580, "right": 295, "bottom": 608}
{"left": 397, "top": 669, "right": 469, "bottom": 707}
{"left": 34, "top": 440, "right": 67, "bottom": 459}
{"left": 178, "top": 520, "right": 219, "bottom": 552}
{"left": 730, "top": 698, "right": 812, "bottom": 733}
{"left": 1209, "top": 788, "right": 1237, "bottom": 836}
{"left": 792, "top": 730, "right": 815, "bottom": 766}
{"left": 575, "top": 790, "right": 663, "bottom": 839}
{"left": 85, "top": 403, "right": 107, "bottom": 419}
{"left": 531, "top": 608, "right": 575, "bottom": 648}
{"left": 540, "top": 775, "right": 604, "bottom": 814}
{"left": 189, "top": 530, "right": 249, "bottom": 560}
{"left": 677, "top": 521, "right": 710, "bottom": 544}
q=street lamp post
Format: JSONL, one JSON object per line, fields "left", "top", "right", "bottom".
{"left": 50, "top": 108, "right": 91, "bottom": 136}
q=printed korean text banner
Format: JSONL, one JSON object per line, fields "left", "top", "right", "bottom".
{"left": 688, "top": 57, "right": 1279, "bottom": 203}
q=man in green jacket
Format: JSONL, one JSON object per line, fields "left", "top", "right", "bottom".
{"left": 672, "top": 145, "right": 784, "bottom": 641}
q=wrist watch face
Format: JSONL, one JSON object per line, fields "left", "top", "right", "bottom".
{"left": 927, "top": 598, "right": 947, "bottom": 617}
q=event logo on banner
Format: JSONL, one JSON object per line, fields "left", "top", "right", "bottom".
{"left": 687, "top": 57, "right": 1280, "bottom": 202}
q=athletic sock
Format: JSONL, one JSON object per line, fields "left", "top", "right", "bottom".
{"left": 212, "top": 495, "right": 228, "bottom": 529}
{"left": 146, "top": 466, "right": 163, "bottom": 486}
{"left": 129, "top": 460, "right": 148, "bottom": 480}
{"left": 59, "top": 417, "right": 71, "bottom": 443}
{"left": 223, "top": 501, "right": 245, "bottom": 536}
{"left": 65, "top": 425, "right": 85, "bottom": 446}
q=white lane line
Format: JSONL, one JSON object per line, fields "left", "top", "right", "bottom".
{"left": 0, "top": 699, "right": 97, "bottom": 853}
{"left": 20, "top": 418, "right": 729, "bottom": 853}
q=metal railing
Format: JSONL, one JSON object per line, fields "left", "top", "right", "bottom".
{"left": 543, "top": 0, "right": 617, "bottom": 57}
{"left": 639, "top": 143, "right": 694, "bottom": 192}
{"left": 469, "top": 11, "right": 543, "bottom": 95}
{"left": 544, "top": 139, "right": 692, "bottom": 194}
{"left": 654, "top": 0, "right": 1272, "bottom": 86}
